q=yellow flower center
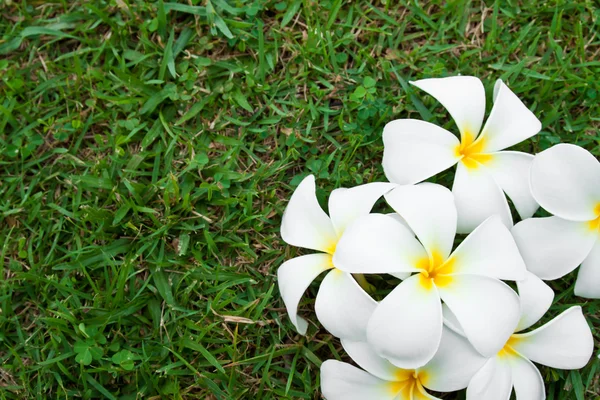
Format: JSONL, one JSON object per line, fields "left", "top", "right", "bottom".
{"left": 588, "top": 203, "right": 600, "bottom": 232}
{"left": 415, "top": 250, "right": 455, "bottom": 290}
{"left": 388, "top": 369, "right": 430, "bottom": 398}
{"left": 497, "top": 334, "right": 521, "bottom": 358}
{"left": 455, "top": 131, "right": 493, "bottom": 170}
{"left": 324, "top": 240, "right": 338, "bottom": 255}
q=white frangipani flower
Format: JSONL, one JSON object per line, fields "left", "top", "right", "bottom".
{"left": 333, "top": 183, "right": 526, "bottom": 368}
{"left": 461, "top": 272, "right": 594, "bottom": 399}
{"left": 321, "top": 326, "right": 486, "bottom": 400}
{"left": 512, "top": 144, "right": 600, "bottom": 298}
{"left": 278, "top": 175, "right": 395, "bottom": 339}
{"left": 383, "top": 76, "right": 542, "bottom": 233}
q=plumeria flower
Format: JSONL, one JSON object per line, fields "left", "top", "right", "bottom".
{"left": 333, "top": 183, "right": 526, "bottom": 368}
{"left": 513, "top": 144, "right": 600, "bottom": 298}
{"left": 459, "top": 272, "right": 594, "bottom": 399}
{"left": 278, "top": 175, "right": 395, "bottom": 339}
{"left": 383, "top": 76, "right": 542, "bottom": 233}
{"left": 321, "top": 326, "right": 486, "bottom": 400}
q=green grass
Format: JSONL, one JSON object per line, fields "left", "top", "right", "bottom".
{"left": 0, "top": 0, "right": 599, "bottom": 398}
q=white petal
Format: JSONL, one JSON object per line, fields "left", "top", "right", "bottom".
{"left": 511, "top": 306, "right": 594, "bottom": 369}
{"left": 382, "top": 119, "right": 460, "bottom": 185}
{"left": 453, "top": 162, "right": 512, "bottom": 234}
{"left": 510, "top": 355, "right": 545, "bottom": 400}
{"left": 341, "top": 339, "right": 399, "bottom": 381}
{"left": 575, "top": 237, "right": 600, "bottom": 299}
{"left": 320, "top": 360, "right": 397, "bottom": 400}
{"left": 328, "top": 182, "right": 396, "bottom": 237}
{"left": 315, "top": 270, "right": 377, "bottom": 341}
{"left": 485, "top": 151, "right": 539, "bottom": 219}
{"left": 277, "top": 254, "right": 333, "bottom": 334}
{"left": 421, "top": 326, "right": 487, "bottom": 392}
{"left": 411, "top": 387, "right": 442, "bottom": 400}
{"left": 448, "top": 215, "right": 526, "bottom": 280}
{"left": 438, "top": 275, "right": 521, "bottom": 357}
{"left": 333, "top": 214, "right": 426, "bottom": 274}
{"left": 530, "top": 143, "right": 600, "bottom": 221}
{"left": 386, "top": 212, "right": 414, "bottom": 235}
{"left": 466, "top": 357, "right": 513, "bottom": 400}
{"left": 367, "top": 274, "right": 443, "bottom": 369}
{"left": 280, "top": 175, "right": 337, "bottom": 253}
{"left": 385, "top": 183, "right": 457, "bottom": 260}
{"left": 478, "top": 80, "right": 541, "bottom": 152}
{"left": 512, "top": 216, "right": 596, "bottom": 280}
{"left": 442, "top": 303, "right": 465, "bottom": 337}
{"left": 515, "top": 271, "right": 554, "bottom": 332}
{"left": 410, "top": 76, "right": 486, "bottom": 139}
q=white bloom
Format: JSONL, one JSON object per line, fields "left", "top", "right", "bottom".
{"left": 278, "top": 175, "right": 395, "bottom": 339}
{"left": 512, "top": 143, "right": 600, "bottom": 298}
{"left": 321, "top": 326, "right": 486, "bottom": 400}
{"left": 334, "top": 183, "right": 526, "bottom": 368}
{"left": 463, "top": 272, "right": 594, "bottom": 399}
{"left": 383, "top": 76, "right": 542, "bottom": 233}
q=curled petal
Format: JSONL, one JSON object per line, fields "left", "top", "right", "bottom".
{"left": 410, "top": 76, "right": 486, "bottom": 139}
{"left": 438, "top": 275, "right": 521, "bottom": 357}
{"left": 341, "top": 340, "right": 399, "bottom": 382}
{"left": 328, "top": 182, "right": 396, "bottom": 237}
{"left": 575, "top": 239, "right": 600, "bottom": 299}
{"left": 385, "top": 183, "right": 457, "bottom": 260}
{"left": 334, "top": 214, "right": 425, "bottom": 274}
{"left": 281, "top": 175, "right": 337, "bottom": 253}
{"left": 315, "top": 270, "right": 377, "bottom": 341}
{"left": 485, "top": 151, "right": 539, "bottom": 219}
{"left": 442, "top": 303, "right": 465, "bottom": 337}
{"left": 382, "top": 119, "right": 460, "bottom": 185}
{"left": 515, "top": 271, "right": 554, "bottom": 332}
{"left": 510, "top": 355, "right": 545, "bottom": 400}
{"left": 367, "top": 274, "right": 443, "bottom": 369}
{"left": 453, "top": 162, "right": 512, "bottom": 234}
{"left": 466, "top": 357, "right": 513, "bottom": 400}
{"left": 530, "top": 143, "right": 600, "bottom": 221}
{"left": 320, "top": 360, "right": 398, "bottom": 400}
{"left": 420, "top": 327, "right": 487, "bottom": 392}
{"left": 511, "top": 306, "right": 594, "bottom": 369}
{"left": 449, "top": 215, "right": 526, "bottom": 281}
{"left": 277, "top": 254, "right": 333, "bottom": 334}
{"left": 512, "top": 216, "right": 596, "bottom": 280}
{"left": 478, "top": 80, "right": 541, "bottom": 152}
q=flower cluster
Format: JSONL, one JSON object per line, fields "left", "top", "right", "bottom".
{"left": 277, "top": 76, "right": 596, "bottom": 399}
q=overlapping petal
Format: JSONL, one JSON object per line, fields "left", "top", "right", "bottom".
{"left": 280, "top": 175, "right": 337, "bottom": 253}
{"left": 341, "top": 339, "right": 399, "bottom": 381}
{"left": 485, "top": 151, "right": 539, "bottom": 219}
{"left": 410, "top": 76, "right": 486, "bottom": 139}
{"left": 466, "top": 357, "right": 513, "bottom": 400}
{"left": 333, "top": 213, "right": 425, "bottom": 274}
{"left": 574, "top": 239, "right": 600, "bottom": 298}
{"left": 382, "top": 120, "right": 461, "bottom": 185}
{"left": 510, "top": 306, "right": 594, "bottom": 369}
{"left": 510, "top": 355, "right": 545, "bottom": 400}
{"left": 515, "top": 272, "right": 554, "bottom": 332}
{"left": 512, "top": 216, "right": 596, "bottom": 280}
{"left": 478, "top": 80, "right": 541, "bottom": 152}
{"left": 277, "top": 254, "right": 334, "bottom": 334}
{"left": 315, "top": 270, "right": 377, "bottom": 341}
{"left": 320, "top": 360, "right": 398, "bottom": 400}
{"left": 453, "top": 162, "right": 512, "bottom": 233}
{"left": 328, "top": 182, "right": 396, "bottom": 237}
{"left": 448, "top": 215, "right": 526, "bottom": 280}
{"left": 385, "top": 183, "right": 457, "bottom": 260}
{"left": 367, "top": 274, "right": 443, "bottom": 369}
{"left": 530, "top": 143, "right": 600, "bottom": 221}
{"left": 420, "top": 327, "right": 486, "bottom": 392}
{"left": 437, "top": 275, "right": 521, "bottom": 356}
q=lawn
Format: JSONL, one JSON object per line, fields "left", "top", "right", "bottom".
{"left": 1, "top": 0, "right": 599, "bottom": 399}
